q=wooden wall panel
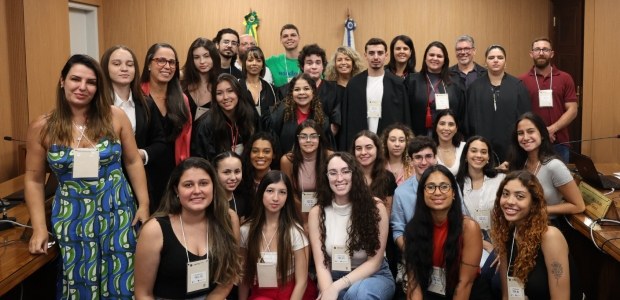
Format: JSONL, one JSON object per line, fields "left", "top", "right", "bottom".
{"left": 102, "top": 0, "right": 550, "bottom": 76}
{"left": 582, "top": 0, "right": 620, "bottom": 162}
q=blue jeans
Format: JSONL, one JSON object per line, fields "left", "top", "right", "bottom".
{"left": 554, "top": 144, "right": 570, "bottom": 163}
{"left": 331, "top": 259, "right": 395, "bottom": 300}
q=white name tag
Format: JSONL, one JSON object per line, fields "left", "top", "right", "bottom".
{"left": 435, "top": 93, "right": 450, "bottom": 110}
{"left": 187, "top": 259, "right": 209, "bottom": 293}
{"left": 233, "top": 143, "right": 244, "bottom": 156}
{"left": 257, "top": 262, "right": 278, "bottom": 287}
{"left": 261, "top": 251, "right": 277, "bottom": 264}
{"left": 507, "top": 276, "right": 525, "bottom": 300}
{"left": 538, "top": 89, "right": 553, "bottom": 107}
{"left": 367, "top": 99, "right": 382, "bottom": 118}
{"left": 474, "top": 209, "right": 491, "bottom": 230}
{"left": 195, "top": 106, "right": 209, "bottom": 120}
{"left": 427, "top": 266, "right": 446, "bottom": 295}
{"left": 331, "top": 245, "right": 351, "bottom": 271}
{"left": 73, "top": 148, "right": 99, "bottom": 179}
{"left": 301, "top": 192, "right": 317, "bottom": 213}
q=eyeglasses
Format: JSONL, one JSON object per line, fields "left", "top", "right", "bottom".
{"left": 152, "top": 57, "right": 177, "bottom": 68}
{"left": 412, "top": 153, "right": 434, "bottom": 162}
{"left": 221, "top": 39, "right": 239, "bottom": 47}
{"left": 424, "top": 183, "right": 452, "bottom": 194}
{"left": 241, "top": 42, "right": 257, "bottom": 47}
{"left": 326, "top": 168, "right": 353, "bottom": 179}
{"left": 298, "top": 133, "right": 320, "bottom": 141}
{"left": 455, "top": 47, "right": 473, "bottom": 53}
{"left": 532, "top": 48, "right": 552, "bottom": 54}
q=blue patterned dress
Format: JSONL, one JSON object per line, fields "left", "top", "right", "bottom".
{"left": 48, "top": 139, "right": 136, "bottom": 299}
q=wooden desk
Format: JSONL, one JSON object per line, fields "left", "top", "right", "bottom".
{"left": 0, "top": 176, "right": 57, "bottom": 297}
{"left": 565, "top": 163, "right": 620, "bottom": 300}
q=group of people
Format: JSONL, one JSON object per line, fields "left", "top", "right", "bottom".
{"left": 22, "top": 22, "right": 586, "bottom": 300}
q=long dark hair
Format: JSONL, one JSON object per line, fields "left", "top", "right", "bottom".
{"left": 420, "top": 41, "right": 452, "bottom": 84}
{"left": 507, "top": 112, "right": 558, "bottom": 171}
{"left": 152, "top": 157, "right": 241, "bottom": 285}
{"left": 388, "top": 35, "right": 416, "bottom": 74}
{"left": 243, "top": 171, "right": 305, "bottom": 286}
{"left": 211, "top": 73, "right": 257, "bottom": 151}
{"left": 181, "top": 37, "right": 221, "bottom": 93}
{"left": 283, "top": 73, "right": 325, "bottom": 127}
{"left": 432, "top": 109, "right": 464, "bottom": 147}
{"left": 405, "top": 165, "right": 463, "bottom": 296}
{"left": 140, "top": 43, "right": 188, "bottom": 141}
{"left": 43, "top": 54, "right": 115, "bottom": 146}
{"left": 101, "top": 45, "right": 150, "bottom": 121}
{"left": 288, "top": 119, "right": 331, "bottom": 198}
{"left": 240, "top": 132, "right": 279, "bottom": 198}
{"left": 316, "top": 152, "right": 381, "bottom": 267}
{"left": 350, "top": 130, "right": 394, "bottom": 200}
{"left": 455, "top": 136, "right": 499, "bottom": 190}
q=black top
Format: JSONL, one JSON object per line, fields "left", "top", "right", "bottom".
{"left": 238, "top": 78, "right": 279, "bottom": 129}
{"left": 185, "top": 90, "right": 212, "bottom": 121}
{"left": 268, "top": 103, "right": 334, "bottom": 154}
{"left": 154, "top": 216, "right": 215, "bottom": 299}
{"left": 221, "top": 64, "right": 244, "bottom": 79}
{"left": 449, "top": 62, "right": 488, "bottom": 90}
{"left": 147, "top": 97, "right": 177, "bottom": 212}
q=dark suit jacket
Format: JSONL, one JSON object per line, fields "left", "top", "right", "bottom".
{"left": 338, "top": 71, "right": 409, "bottom": 150}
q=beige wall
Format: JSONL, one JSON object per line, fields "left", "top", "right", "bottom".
{"left": 582, "top": 0, "right": 620, "bottom": 162}
{"left": 102, "top": 0, "right": 549, "bottom": 76}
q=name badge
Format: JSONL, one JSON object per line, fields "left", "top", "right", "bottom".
{"left": 187, "top": 259, "right": 209, "bottom": 293}
{"left": 73, "top": 148, "right": 99, "bottom": 179}
{"left": 538, "top": 89, "right": 553, "bottom": 107}
{"left": 301, "top": 192, "right": 317, "bottom": 212}
{"left": 474, "top": 209, "right": 491, "bottom": 230}
{"left": 427, "top": 266, "right": 446, "bottom": 295}
{"left": 367, "top": 99, "right": 382, "bottom": 118}
{"left": 435, "top": 93, "right": 450, "bottom": 110}
{"left": 195, "top": 106, "right": 209, "bottom": 120}
{"left": 507, "top": 276, "right": 525, "bottom": 300}
{"left": 331, "top": 245, "right": 351, "bottom": 271}
{"left": 257, "top": 251, "right": 278, "bottom": 287}
{"left": 233, "top": 143, "right": 244, "bottom": 156}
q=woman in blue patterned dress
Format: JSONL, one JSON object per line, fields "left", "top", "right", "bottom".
{"left": 24, "top": 54, "right": 150, "bottom": 299}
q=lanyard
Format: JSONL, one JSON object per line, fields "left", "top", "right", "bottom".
{"left": 507, "top": 227, "right": 517, "bottom": 276}
{"left": 226, "top": 121, "right": 239, "bottom": 152}
{"left": 261, "top": 227, "right": 278, "bottom": 252}
{"left": 426, "top": 74, "right": 447, "bottom": 95}
{"left": 73, "top": 122, "right": 97, "bottom": 148}
{"left": 179, "top": 215, "right": 209, "bottom": 263}
{"left": 534, "top": 67, "right": 553, "bottom": 92}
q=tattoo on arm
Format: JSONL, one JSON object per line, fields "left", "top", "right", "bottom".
{"left": 551, "top": 261, "right": 564, "bottom": 285}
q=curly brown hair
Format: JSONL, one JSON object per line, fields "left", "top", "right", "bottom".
{"left": 316, "top": 152, "right": 381, "bottom": 267}
{"left": 283, "top": 73, "right": 325, "bottom": 127}
{"left": 380, "top": 123, "right": 415, "bottom": 181}
{"left": 490, "top": 170, "right": 548, "bottom": 284}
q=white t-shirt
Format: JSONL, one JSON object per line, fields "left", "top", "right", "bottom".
{"left": 366, "top": 75, "right": 384, "bottom": 133}
{"left": 463, "top": 173, "right": 506, "bottom": 230}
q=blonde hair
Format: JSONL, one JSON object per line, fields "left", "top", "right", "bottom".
{"left": 324, "top": 46, "right": 366, "bottom": 81}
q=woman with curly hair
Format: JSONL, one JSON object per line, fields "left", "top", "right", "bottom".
{"left": 181, "top": 37, "right": 221, "bottom": 120}
{"left": 239, "top": 171, "right": 318, "bottom": 300}
{"left": 135, "top": 157, "right": 242, "bottom": 299}
{"left": 269, "top": 73, "right": 334, "bottom": 154}
{"left": 381, "top": 123, "right": 415, "bottom": 185}
{"left": 491, "top": 170, "right": 580, "bottom": 299}
{"left": 191, "top": 73, "right": 260, "bottom": 160}
{"left": 281, "top": 119, "right": 333, "bottom": 228}
{"left": 324, "top": 46, "right": 366, "bottom": 88}
{"left": 506, "top": 112, "right": 585, "bottom": 223}
{"left": 308, "top": 152, "right": 395, "bottom": 300}
{"left": 404, "top": 165, "right": 488, "bottom": 300}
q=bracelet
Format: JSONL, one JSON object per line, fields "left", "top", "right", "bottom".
{"left": 341, "top": 275, "right": 351, "bottom": 288}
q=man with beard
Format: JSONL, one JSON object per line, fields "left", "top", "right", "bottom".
{"left": 449, "top": 35, "right": 487, "bottom": 89}
{"left": 214, "top": 28, "right": 243, "bottom": 79}
{"left": 519, "top": 37, "right": 578, "bottom": 162}
{"left": 339, "top": 38, "right": 410, "bottom": 150}
{"left": 266, "top": 24, "right": 301, "bottom": 88}
{"left": 235, "top": 34, "right": 273, "bottom": 84}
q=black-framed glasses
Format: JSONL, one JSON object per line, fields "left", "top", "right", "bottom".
{"left": 424, "top": 183, "right": 452, "bottom": 194}
{"left": 531, "top": 48, "right": 552, "bottom": 54}
{"left": 298, "top": 133, "right": 320, "bottom": 141}
{"left": 152, "top": 57, "right": 177, "bottom": 68}
{"left": 412, "top": 153, "right": 434, "bottom": 162}
{"left": 456, "top": 47, "right": 473, "bottom": 53}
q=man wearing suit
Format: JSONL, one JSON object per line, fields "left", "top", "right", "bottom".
{"left": 339, "top": 38, "right": 410, "bottom": 150}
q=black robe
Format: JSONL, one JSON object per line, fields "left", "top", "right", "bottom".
{"left": 239, "top": 78, "right": 279, "bottom": 130}
{"left": 465, "top": 73, "right": 531, "bottom": 163}
{"left": 406, "top": 72, "right": 466, "bottom": 136}
{"left": 338, "top": 70, "right": 410, "bottom": 150}
{"left": 268, "top": 104, "right": 334, "bottom": 154}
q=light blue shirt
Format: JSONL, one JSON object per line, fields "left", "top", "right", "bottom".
{"left": 391, "top": 176, "right": 419, "bottom": 242}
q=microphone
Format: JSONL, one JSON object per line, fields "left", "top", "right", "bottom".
{"left": 560, "top": 135, "right": 620, "bottom": 145}
{"left": 3, "top": 136, "right": 27, "bottom": 143}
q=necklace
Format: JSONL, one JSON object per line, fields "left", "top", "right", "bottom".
{"left": 525, "top": 158, "right": 541, "bottom": 175}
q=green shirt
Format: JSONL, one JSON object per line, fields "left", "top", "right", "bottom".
{"left": 265, "top": 53, "right": 300, "bottom": 88}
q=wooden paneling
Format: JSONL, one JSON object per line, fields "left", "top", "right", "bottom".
{"left": 101, "top": 0, "right": 549, "bottom": 76}
{"left": 582, "top": 0, "right": 620, "bottom": 162}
